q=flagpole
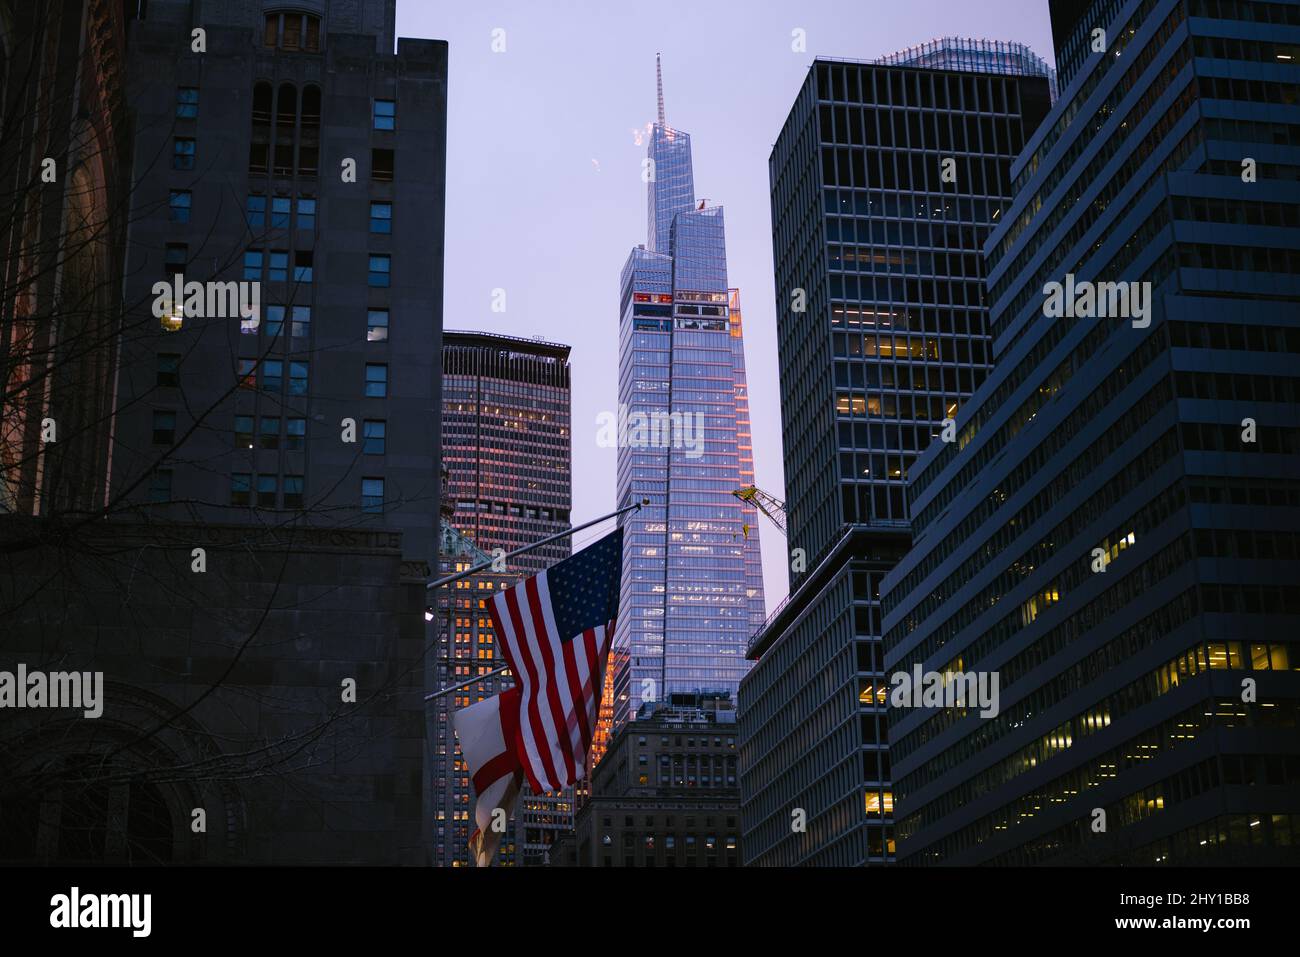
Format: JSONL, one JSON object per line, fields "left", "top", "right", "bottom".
{"left": 425, "top": 498, "right": 645, "bottom": 592}
{"left": 423, "top": 497, "right": 645, "bottom": 701}
{"left": 424, "top": 666, "right": 508, "bottom": 701}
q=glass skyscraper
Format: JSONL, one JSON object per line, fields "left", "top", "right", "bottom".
{"left": 435, "top": 331, "right": 573, "bottom": 866}
{"left": 610, "top": 59, "right": 765, "bottom": 727}
{"left": 741, "top": 46, "right": 1053, "bottom": 866}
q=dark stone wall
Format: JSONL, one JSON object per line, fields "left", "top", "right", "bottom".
{"left": 0, "top": 518, "right": 425, "bottom": 865}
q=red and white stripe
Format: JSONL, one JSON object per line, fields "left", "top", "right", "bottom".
{"left": 451, "top": 687, "right": 524, "bottom": 867}
{"left": 490, "top": 570, "right": 613, "bottom": 795}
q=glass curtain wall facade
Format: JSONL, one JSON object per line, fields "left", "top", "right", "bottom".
{"left": 876, "top": 38, "right": 1060, "bottom": 102}
{"left": 436, "top": 331, "right": 573, "bottom": 866}
{"left": 611, "top": 70, "right": 765, "bottom": 730}
{"left": 648, "top": 123, "right": 696, "bottom": 255}
{"left": 741, "top": 51, "right": 1053, "bottom": 866}
{"left": 730, "top": 290, "right": 768, "bottom": 636}
{"left": 881, "top": 0, "right": 1300, "bottom": 865}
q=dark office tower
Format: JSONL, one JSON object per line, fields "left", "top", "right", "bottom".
{"left": 110, "top": 0, "right": 446, "bottom": 567}
{"left": 741, "top": 45, "right": 1053, "bottom": 866}
{"left": 1049, "top": 0, "right": 1109, "bottom": 88}
{"left": 94, "top": 0, "right": 447, "bottom": 865}
{"left": 436, "top": 331, "right": 573, "bottom": 866}
{"left": 881, "top": 0, "right": 1300, "bottom": 865}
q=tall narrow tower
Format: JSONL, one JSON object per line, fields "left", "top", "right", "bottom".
{"left": 610, "top": 59, "right": 765, "bottom": 728}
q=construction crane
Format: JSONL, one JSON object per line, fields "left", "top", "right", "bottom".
{"left": 733, "top": 486, "right": 787, "bottom": 538}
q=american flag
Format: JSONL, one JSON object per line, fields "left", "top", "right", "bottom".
{"left": 488, "top": 527, "right": 622, "bottom": 795}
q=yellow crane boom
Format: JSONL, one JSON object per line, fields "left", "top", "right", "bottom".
{"left": 733, "top": 486, "right": 787, "bottom": 537}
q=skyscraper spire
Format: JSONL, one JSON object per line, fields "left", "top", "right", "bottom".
{"left": 656, "top": 52, "right": 665, "bottom": 128}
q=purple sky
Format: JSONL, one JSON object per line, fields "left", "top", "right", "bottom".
{"left": 396, "top": 0, "right": 1057, "bottom": 612}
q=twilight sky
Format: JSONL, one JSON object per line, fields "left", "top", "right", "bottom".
{"left": 396, "top": 0, "right": 1057, "bottom": 612}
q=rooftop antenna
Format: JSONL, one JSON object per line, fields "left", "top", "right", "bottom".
{"left": 656, "top": 52, "right": 665, "bottom": 128}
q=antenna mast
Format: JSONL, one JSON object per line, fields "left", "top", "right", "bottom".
{"left": 656, "top": 52, "right": 665, "bottom": 127}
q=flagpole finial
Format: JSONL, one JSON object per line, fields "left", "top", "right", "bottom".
{"left": 656, "top": 52, "right": 665, "bottom": 128}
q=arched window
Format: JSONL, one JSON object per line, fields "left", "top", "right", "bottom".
{"left": 264, "top": 12, "right": 322, "bottom": 52}
{"left": 252, "top": 81, "right": 272, "bottom": 126}
{"left": 301, "top": 85, "right": 321, "bottom": 130}
{"left": 276, "top": 83, "right": 297, "bottom": 129}
{"left": 0, "top": 753, "right": 178, "bottom": 864}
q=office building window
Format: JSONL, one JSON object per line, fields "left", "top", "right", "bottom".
{"left": 297, "top": 197, "right": 316, "bottom": 231}
{"left": 268, "top": 250, "right": 288, "bottom": 281}
{"left": 245, "top": 194, "right": 266, "bottom": 228}
{"left": 265, "top": 12, "right": 321, "bottom": 52}
{"left": 284, "top": 475, "right": 304, "bottom": 508}
{"left": 301, "top": 87, "right": 321, "bottom": 129}
{"left": 156, "top": 354, "right": 180, "bottom": 387}
{"left": 172, "top": 137, "right": 195, "bottom": 170}
{"left": 365, "top": 363, "right": 388, "bottom": 397}
{"left": 294, "top": 251, "right": 313, "bottom": 283}
{"left": 291, "top": 305, "right": 311, "bottom": 338}
{"left": 370, "top": 202, "right": 392, "bottom": 233}
{"left": 176, "top": 87, "right": 199, "bottom": 119}
{"left": 256, "top": 475, "right": 277, "bottom": 508}
{"left": 169, "top": 190, "right": 191, "bottom": 223}
{"left": 248, "top": 142, "right": 269, "bottom": 175}
{"left": 297, "top": 145, "right": 319, "bottom": 178}
{"left": 363, "top": 420, "right": 386, "bottom": 454}
{"left": 258, "top": 416, "right": 280, "bottom": 450}
{"left": 367, "top": 309, "right": 389, "bottom": 341}
{"left": 263, "top": 304, "right": 284, "bottom": 338}
{"left": 149, "top": 469, "right": 173, "bottom": 503}
{"left": 278, "top": 83, "right": 297, "bottom": 126}
{"left": 368, "top": 254, "right": 390, "bottom": 287}
{"left": 235, "top": 415, "right": 254, "bottom": 450}
{"left": 231, "top": 473, "right": 251, "bottom": 507}
{"left": 371, "top": 148, "right": 394, "bottom": 182}
{"left": 362, "top": 477, "right": 384, "bottom": 513}
{"left": 164, "top": 243, "right": 187, "bottom": 276}
{"left": 237, "top": 359, "right": 257, "bottom": 390}
{"left": 262, "top": 359, "right": 283, "bottom": 392}
{"left": 286, "top": 417, "right": 306, "bottom": 450}
{"left": 373, "top": 99, "right": 395, "bottom": 131}
{"left": 152, "top": 411, "right": 176, "bottom": 445}
{"left": 243, "top": 249, "right": 263, "bottom": 280}
{"left": 275, "top": 141, "right": 295, "bottom": 175}
{"left": 289, "top": 361, "right": 308, "bottom": 395}
{"left": 252, "top": 82, "right": 272, "bottom": 125}
{"left": 271, "top": 196, "right": 291, "bottom": 229}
